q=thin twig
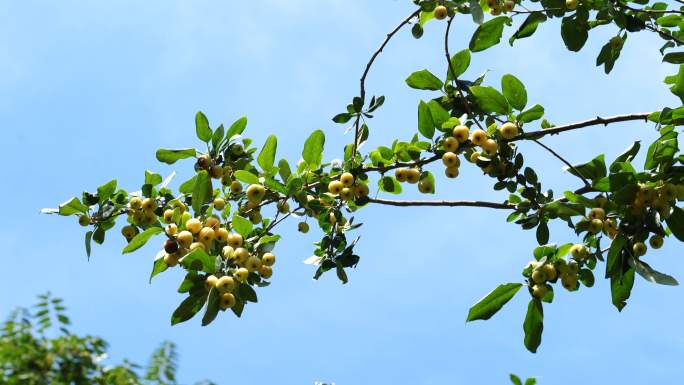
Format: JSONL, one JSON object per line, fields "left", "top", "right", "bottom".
{"left": 512, "top": 112, "right": 651, "bottom": 141}
{"left": 532, "top": 139, "right": 591, "bottom": 187}
{"left": 352, "top": 9, "right": 421, "bottom": 158}
{"left": 368, "top": 197, "right": 516, "bottom": 209}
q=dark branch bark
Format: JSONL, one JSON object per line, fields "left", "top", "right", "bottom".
{"left": 512, "top": 112, "right": 651, "bottom": 141}
{"left": 368, "top": 197, "right": 516, "bottom": 209}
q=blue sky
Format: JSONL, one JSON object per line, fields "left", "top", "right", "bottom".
{"left": 1, "top": 1, "right": 683, "bottom": 384}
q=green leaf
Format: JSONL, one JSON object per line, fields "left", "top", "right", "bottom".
{"left": 664, "top": 52, "right": 684, "bottom": 64}
{"left": 191, "top": 170, "right": 212, "bottom": 215}
{"left": 239, "top": 284, "right": 258, "bottom": 303}
{"left": 233, "top": 170, "right": 260, "bottom": 185}
{"left": 85, "top": 231, "right": 92, "bottom": 258}
{"left": 278, "top": 159, "right": 292, "bottom": 182}
{"left": 378, "top": 176, "right": 403, "bottom": 194}
{"left": 501, "top": 74, "right": 527, "bottom": 111}
{"left": 201, "top": 289, "right": 220, "bottom": 326}
{"left": 565, "top": 154, "right": 606, "bottom": 181}
{"left": 611, "top": 267, "right": 635, "bottom": 311}
{"left": 633, "top": 259, "right": 679, "bottom": 286}
{"left": 180, "top": 248, "right": 216, "bottom": 274}
{"left": 122, "top": 227, "right": 163, "bottom": 254}
{"left": 606, "top": 233, "right": 626, "bottom": 279}
{"left": 560, "top": 16, "right": 588, "bottom": 52}
{"left": 417, "top": 100, "right": 435, "bottom": 139}
{"left": 171, "top": 294, "right": 208, "bottom": 325}
{"left": 466, "top": 283, "right": 523, "bottom": 322}
{"left": 58, "top": 197, "right": 88, "bottom": 216}
{"left": 447, "top": 49, "right": 471, "bottom": 81}
{"left": 470, "top": 86, "right": 510, "bottom": 114}
{"left": 195, "top": 111, "right": 212, "bottom": 142}
{"left": 469, "top": 16, "right": 509, "bottom": 52}
{"left": 667, "top": 207, "right": 684, "bottom": 242}
{"left": 149, "top": 251, "right": 168, "bottom": 283}
{"left": 509, "top": 12, "right": 547, "bottom": 45}
{"left": 523, "top": 299, "right": 544, "bottom": 353}
{"left": 302, "top": 130, "right": 325, "bottom": 169}
{"left": 97, "top": 180, "right": 117, "bottom": 204}
{"left": 232, "top": 214, "right": 253, "bottom": 238}
{"left": 610, "top": 141, "right": 640, "bottom": 172}
{"left": 536, "top": 222, "right": 549, "bottom": 245}
{"left": 517, "top": 104, "right": 545, "bottom": 123}
{"left": 332, "top": 113, "right": 353, "bottom": 123}
{"left": 668, "top": 65, "right": 684, "bottom": 103}
{"left": 156, "top": 148, "right": 196, "bottom": 165}
{"left": 405, "top": 69, "right": 444, "bottom": 91}
{"left": 227, "top": 116, "right": 248, "bottom": 139}
{"left": 257, "top": 135, "right": 278, "bottom": 171}
{"left": 510, "top": 374, "right": 522, "bottom": 385}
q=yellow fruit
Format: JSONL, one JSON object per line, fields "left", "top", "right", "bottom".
{"left": 227, "top": 233, "right": 244, "bottom": 248}
{"left": 566, "top": 0, "right": 578, "bottom": 10}
{"left": 442, "top": 152, "right": 460, "bottom": 168}
{"left": 142, "top": 198, "right": 157, "bottom": 211}
{"left": 452, "top": 125, "right": 470, "bottom": 143}
{"left": 339, "top": 188, "right": 354, "bottom": 201}
{"left": 262, "top": 252, "right": 276, "bottom": 266}
{"left": 542, "top": 264, "right": 557, "bottom": 281}
{"left": 470, "top": 129, "right": 487, "bottom": 146}
{"left": 434, "top": 5, "right": 448, "bottom": 20}
{"left": 561, "top": 274, "right": 578, "bottom": 290}
{"left": 603, "top": 219, "right": 617, "bottom": 234}
{"left": 164, "top": 253, "right": 179, "bottom": 267}
{"left": 594, "top": 195, "right": 607, "bottom": 208}
{"left": 190, "top": 242, "right": 206, "bottom": 252}
{"left": 164, "top": 225, "right": 177, "bottom": 237}
{"left": 395, "top": 168, "right": 408, "bottom": 182}
{"left": 142, "top": 211, "right": 157, "bottom": 226}
{"left": 499, "top": 122, "right": 518, "bottom": 140}
{"left": 230, "top": 180, "right": 243, "bottom": 194}
{"left": 129, "top": 197, "right": 143, "bottom": 210}
{"left": 328, "top": 180, "right": 344, "bottom": 195}
{"left": 503, "top": 0, "right": 514, "bottom": 12}
{"left": 219, "top": 293, "right": 236, "bottom": 310}
{"left": 78, "top": 215, "right": 90, "bottom": 227}
{"left": 210, "top": 166, "right": 224, "bottom": 179}
{"left": 216, "top": 276, "right": 235, "bottom": 293}
{"left": 443, "top": 137, "right": 459, "bottom": 152}
{"left": 354, "top": 183, "right": 370, "bottom": 197}
{"left": 177, "top": 231, "right": 193, "bottom": 248}
{"left": 186, "top": 218, "right": 202, "bottom": 234}
{"left": 215, "top": 227, "right": 229, "bottom": 243}
{"left": 298, "top": 222, "right": 310, "bottom": 233}
{"left": 234, "top": 267, "right": 249, "bottom": 282}
{"left": 213, "top": 198, "right": 226, "bottom": 210}
{"left": 340, "top": 172, "right": 355, "bottom": 187}
{"left": 588, "top": 207, "right": 605, "bottom": 221}
{"left": 588, "top": 219, "right": 603, "bottom": 234}
{"left": 490, "top": 6, "right": 502, "bottom": 16}
{"left": 531, "top": 269, "right": 546, "bottom": 284}
{"left": 633, "top": 242, "right": 647, "bottom": 257}
{"left": 532, "top": 284, "right": 549, "bottom": 299}
{"left": 649, "top": 235, "right": 664, "bottom": 249}
{"left": 199, "top": 227, "right": 215, "bottom": 243}
{"left": 328, "top": 212, "right": 337, "bottom": 224}
{"left": 259, "top": 265, "right": 273, "bottom": 279}
{"left": 406, "top": 169, "right": 421, "bottom": 184}
{"left": 418, "top": 179, "right": 433, "bottom": 194}
{"left": 233, "top": 247, "right": 250, "bottom": 264}
{"left": 246, "top": 184, "right": 266, "bottom": 203}
{"left": 205, "top": 274, "right": 218, "bottom": 289}
{"left": 469, "top": 151, "right": 482, "bottom": 163}
{"left": 570, "top": 244, "right": 587, "bottom": 260}
{"left": 162, "top": 209, "right": 174, "bottom": 224}
{"left": 222, "top": 246, "right": 235, "bottom": 260}
{"left": 482, "top": 139, "right": 498, "bottom": 155}
{"left": 445, "top": 166, "right": 459, "bottom": 179}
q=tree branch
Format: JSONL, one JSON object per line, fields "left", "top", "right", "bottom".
{"left": 362, "top": 154, "right": 441, "bottom": 174}
{"left": 512, "top": 112, "right": 651, "bottom": 141}
{"left": 368, "top": 197, "right": 516, "bottom": 209}
{"left": 532, "top": 139, "right": 591, "bottom": 187}
{"left": 352, "top": 9, "right": 421, "bottom": 158}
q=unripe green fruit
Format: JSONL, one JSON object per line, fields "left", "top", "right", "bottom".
{"left": 561, "top": 273, "right": 578, "bottom": 291}
{"left": 566, "top": 0, "right": 578, "bottom": 10}
{"left": 231, "top": 144, "right": 244, "bottom": 156}
{"left": 230, "top": 180, "right": 243, "bottom": 194}
{"left": 542, "top": 264, "right": 557, "bottom": 281}
{"left": 210, "top": 165, "right": 224, "bottom": 179}
{"left": 78, "top": 215, "right": 90, "bottom": 227}
{"left": 354, "top": 183, "right": 370, "bottom": 197}
{"left": 633, "top": 242, "right": 647, "bottom": 257}
{"left": 418, "top": 179, "right": 433, "bottom": 194}
{"left": 405, "top": 169, "right": 421, "bottom": 184}
{"left": 649, "top": 235, "right": 664, "bottom": 249}
{"left": 277, "top": 201, "right": 290, "bottom": 214}
{"left": 531, "top": 269, "right": 546, "bottom": 284}
{"left": 588, "top": 219, "right": 603, "bottom": 234}
{"left": 588, "top": 207, "right": 605, "bottom": 221}
{"left": 250, "top": 212, "right": 262, "bottom": 225}
{"left": 298, "top": 222, "right": 310, "bottom": 233}
{"left": 532, "top": 284, "right": 549, "bottom": 299}
{"left": 570, "top": 244, "right": 587, "bottom": 260}
{"left": 122, "top": 225, "right": 137, "bottom": 239}
{"left": 594, "top": 195, "right": 607, "bottom": 208}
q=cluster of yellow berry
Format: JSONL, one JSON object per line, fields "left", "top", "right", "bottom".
{"left": 327, "top": 172, "right": 370, "bottom": 202}
{"left": 526, "top": 255, "right": 583, "bottom": 299}
{"left": 394, "top": 168, "right": 429, "bottom": 192}
{"left": 629, "top": 182, "right": 682, "bottom": 219}
{"left": 125, "top": 196, "right": 161, "bottom": 228}
{"left": 486, "top": 0, "right": 516, "bottom": 15}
